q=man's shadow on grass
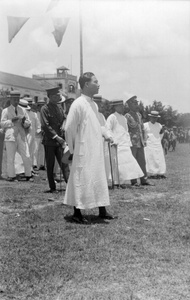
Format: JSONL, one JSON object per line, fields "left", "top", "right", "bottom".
{"left": 64, "top": 214, "right": 111, "bottom": 225}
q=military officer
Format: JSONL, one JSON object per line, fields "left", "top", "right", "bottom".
{"left": 125, "top": 96, "right": 154, "bottom": 186}
{"left": 40, "top": 87, "right": 69, "bottom": 193}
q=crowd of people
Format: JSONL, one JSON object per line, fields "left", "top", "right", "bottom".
{"left": 0, "top": 72, "right": 189, "bottom": 223}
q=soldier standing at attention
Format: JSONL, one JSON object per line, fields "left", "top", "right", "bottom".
{"left": 125, "top": 96, "right": 154, "bottom": 186}
{"left": 40, "top": 87, "right": 69, "bottom": 193}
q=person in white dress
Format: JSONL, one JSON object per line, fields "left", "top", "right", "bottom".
{"left": 106, "top": 100, "right": 144, "bottom": 188}
{"left": 144, "top": 111, "right": 166, "bottom": 178}
{"left": 63, "top": 72, "right": 114, "bottom": 223}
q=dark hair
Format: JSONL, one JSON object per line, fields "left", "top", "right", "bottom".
{"left": 78, "top": 72, "right": 94, "bottom": 89}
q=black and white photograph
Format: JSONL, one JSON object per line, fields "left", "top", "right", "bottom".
{"left": 0, "top": 0, "right": 190, "bottom": 299}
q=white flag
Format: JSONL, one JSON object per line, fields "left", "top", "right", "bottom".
{"left": 52, "top": 17, "right": 69, "bottom": 47}
{"left": 47, "top": 0, "right": 61, "bottom": 12}
{"left": 7, "top": 16, "right": 29, "bottom": 43}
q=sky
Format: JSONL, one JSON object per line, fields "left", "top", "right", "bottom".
{"left": 0, "top": 0, "right": 190, "bottom": 113}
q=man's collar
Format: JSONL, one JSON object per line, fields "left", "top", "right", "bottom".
{"left": 81, "top": 93, "right": 92, "bottom": 101}
{"left": 48, "top": 101, "right": 57, "bottom": 106}
{"left": 115, "top": 111, "right": 122, "bottom": 116}
{"left": 10, "top": 104, "right": 17, "bottom": 109}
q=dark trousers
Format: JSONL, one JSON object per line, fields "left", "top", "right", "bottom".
{"left": 131, "top": 146, "right": 147, "bottom": 184}
{"left": 44, "top": 145, "right": 69, "bottom": 190}
{"left": 0, "top": 133, "right": 5, "bottom": 177}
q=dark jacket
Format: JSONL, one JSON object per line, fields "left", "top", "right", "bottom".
{"left": 40, "top": 102, "right": 66, "bottom": 146}
{"left": 125, "top": 111, "right": 145, "bottom": 147}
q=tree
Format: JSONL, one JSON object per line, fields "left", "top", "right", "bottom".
{"left": 176, "top": 113, "right": 190, "bottom": 128}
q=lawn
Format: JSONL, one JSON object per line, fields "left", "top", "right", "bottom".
{"left": 0, "top": 144, "right": 190, "bottom": 300}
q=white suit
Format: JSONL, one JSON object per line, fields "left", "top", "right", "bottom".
{"left": 1, "top": 105, "right": 32, "bottom": 178}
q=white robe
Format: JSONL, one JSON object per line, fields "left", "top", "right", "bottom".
{"left": 36, "top": 111, "right": 45, "bottom": 168}
{"left": 106, "top": 112, "right": 144, "bottom": 184}
{"left": 63, "top": 94, "right": 110, "bottom": 209}
{"left": 144, "top": 121, "right": 166, "bottom": 175}
{"left": 97, "top": 112, "right": 110, "bottom": 181}
{"left": 26, "top": 110, "right": 41, "bottom": 166}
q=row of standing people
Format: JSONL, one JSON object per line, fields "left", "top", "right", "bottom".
{"left": 0, "top": 91, "right": 46, "bottom": 181}
{"left": 0, "top": 89, "right": 75, "bottom": 188}
{"left": 0, "top": 74, "right": 167, "bottom": 224}
{"left": 62, "top": 72, "right": 167, "bottom": 223}
{"left": 95, "top": 96, "right": 166, "bottom": 187}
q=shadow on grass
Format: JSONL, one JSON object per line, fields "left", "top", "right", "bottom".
{"left": 64, "top": 214, "right": 111, "bottom": 225}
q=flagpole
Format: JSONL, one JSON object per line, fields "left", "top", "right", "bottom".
{"left": 79, "top": 0, "right": 83, "bottom": 76}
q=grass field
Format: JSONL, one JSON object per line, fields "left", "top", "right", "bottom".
{"left": 0, "top": 143, "right": 190, "bottom": 300}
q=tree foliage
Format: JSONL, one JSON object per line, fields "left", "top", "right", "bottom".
{"left": 135, "top": 100, "right": 189, "bottom": 128}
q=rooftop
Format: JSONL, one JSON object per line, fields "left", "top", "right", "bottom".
{"left": 0, "top": 71, "right": 54, "bottom": 92}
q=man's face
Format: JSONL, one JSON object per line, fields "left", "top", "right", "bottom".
{"left": 37, "top": 104, "right": 43, "bottom": 111}
{"left": 128, "top": 100, "right": 139, "bottom": 112}
{"left": 10, "top": 97, "right": 20, "bottom": 107}
{"left": 115, "top": 104, "right": 124, "bottom": 115}
{"left": 49, "top": 92, "right": 62, "bottom": 104}
{"left": 86, "top": 76, "right": 100, "bottom": 96}
{"left": 150, "top": 116, "right": 158, "bottom": 124}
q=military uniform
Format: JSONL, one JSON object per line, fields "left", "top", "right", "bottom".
{"left": 40, "top": 98, "right": 68, "bottom": 191}
{"left": 125, "top": 109, "right": 147, "bottom": 184}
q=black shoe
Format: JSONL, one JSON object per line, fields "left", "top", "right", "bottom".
{"left": 99, "top": 212, "right": 116, "bottom": 220}
{"left": 160, "top": 175, "right": 167, "bottom": 179}
{"left": 148, "top": 175, "right": 158, "bottom": 179}
{"left": 6, "top": 177, "right": 18, "bottom": 182}
{"left": 38, "top": 166, "right": 46, "bottom": 171}
{"left": 72, "top": 215, "right": 89, "bottom": 224}
{"left": 141, "top": 181, "right": 155, "bottom": 186}
{"left": 26, "top": 176, "right": 34, "bottom": 182}
{"left": 120, "top": 184, "right": 127, "bottom": 189}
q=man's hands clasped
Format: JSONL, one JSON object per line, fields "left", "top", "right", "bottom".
{"left": 56, "top": 136, "right": 66, "bottom": 147}
{"left": 12, "top": 115, "right": 25, "bottom": 123}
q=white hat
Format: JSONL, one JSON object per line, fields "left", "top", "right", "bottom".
{"left": 93, "top": 94, "right": 102, "bottom": 102}
{"left": 111, "top": 99, "right": 124, "bottom": 106}
{"left": 148, "top": 111, "right": 160, "bottom": 118}
{"left": 19, "top": 99, "right": 30, "bottom": 110}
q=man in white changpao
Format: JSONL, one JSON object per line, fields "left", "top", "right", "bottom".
{"left": 106, "top": 100, "right": 144, "bottom": 188}
{"left": 144, "top": 111, "right": 166, "bottom": 178}
{"left": 63, "top": 72, "right": 115, "bottom": 224}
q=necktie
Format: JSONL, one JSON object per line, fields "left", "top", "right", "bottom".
{"left": 15, "top": 107, "right": 18, "bottom": 115}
